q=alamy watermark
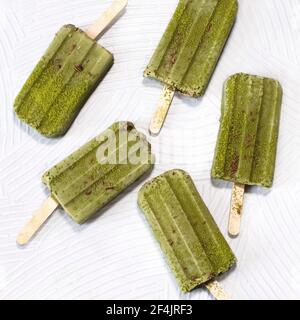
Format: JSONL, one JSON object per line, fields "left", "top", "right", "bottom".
{"left": 96, "top": 124, "right": 153, "bottom": 165}
{"left": 94, "top": 122, "right": 205, "bottom": 166}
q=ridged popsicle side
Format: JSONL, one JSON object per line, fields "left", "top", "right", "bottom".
{"left": 14, "top": 25, "right": 114, "bottom": 137}
{"left": 144, "top": 0, "right": 238, "bottom": 97}
{"left": 138, "top": 169, "right": 236, "bottom": 293}
{"left": 212, "top": 73, "right": 283, "bottom": 187}
{"left": 42, "top": 122, "right": 154, "bottom": 224}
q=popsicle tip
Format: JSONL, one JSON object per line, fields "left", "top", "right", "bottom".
{"left": 16, "top": 233, "right": 29, "bottom": 246}
{"left": 148, "top": 125, "right": 161, "bottom": 136}
{"left": 228, "top": 227, "right": 240, "bottom": 238}
{"left": 115, "top": 0, "right": 128, "bottom": 10}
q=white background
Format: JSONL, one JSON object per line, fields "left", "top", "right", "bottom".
{"left": 0, "top": 0, "right": 300, "bottom": 300}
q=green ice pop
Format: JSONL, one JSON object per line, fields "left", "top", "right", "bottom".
{"left": 212, "top": 73, "right": 283, "bottom": 188}
{"left": 138, "top": 169, "right": 236, "bottom": 294}
{"left": 43, "top": 122, "right": 154, "bottom": 224}
{"left": 144, "top": 0, "right": 238, "bottom": 97}
{"left": 211, "top": 73, "right": 283, "bottom": 236}
{"left": 145, "top": 0, "right": 238, "bottom": 135}
{"left": 14, "top": 25, "right": 113, "bottom": 137}
{"left": 14, "top": 0, "right": 128, "bottom": 137}
{"left": 17, "top": 122, "right": 154, "bottom": 245}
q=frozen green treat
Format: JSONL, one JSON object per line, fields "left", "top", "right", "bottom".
{"left": 43, "top": 122, "right": 154, "bottom": 224}
{"left": 17, "top": 120, "right": 153, "bottom": 245}
{"left": 144, "top": 0, "right": 238, "bottom": 97}
{"left": 14, "top": 24, "right": 114, "bottom": 137}
{"left": 138, "top": 169, "right": 236, "bottom": 293}
{"left": 212, "top": 73, "right": 283, "bottom": 188}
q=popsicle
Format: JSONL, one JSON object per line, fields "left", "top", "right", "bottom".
{"left": 17, "top": 122, "right": 155, "bottom": 245}
{"left": 14, "top": 0, "right": 128, "bottom": 137}
{"left": 138, "top": 169, "right": 236, "bottom": 299}
{"left": 144, "top": 0, "right": 238, "bottom": 135}
{"left": 212, "top": 73, "right": 283, "bottom": 236}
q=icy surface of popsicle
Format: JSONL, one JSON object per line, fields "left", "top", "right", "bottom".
{"left": 14, "top": 25, "right": 114, "bottom": 137}
{"left": 42, "top": 122, "right": 154, "bottom": 224}
{"left": 144, "top": 0, "right": 238, "bottom": 97}
{"left": 138, "top": 169, "right": 236, "bottom": 292}
{"left": 212, "top": 73, "right": 283, "bottom": 188}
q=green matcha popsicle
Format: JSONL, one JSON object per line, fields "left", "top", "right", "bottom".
{"left": 212, "top": 73, "right": 283, "bottom": 236}
{"left": 14, "top": 0, "right": 127, "bottom": 137}
{"left": 145, "top": 0, "right": 238, "bottom": 135}
{"left": 17, "top": 122, "right": 154, "bottom": 245}
{"left": 138, "top": 169, "right": 236, "bottom": 299}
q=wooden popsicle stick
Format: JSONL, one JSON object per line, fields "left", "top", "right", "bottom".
{"left": 149, "top": 85, "right": 175, "bottom": 136}
{"left": 228, "top": 183, "right": 245, "bottom": 237}
{"left": 85, "top": 0, "right": 128, "bottom": 39}
{"left": 17, "top": 197, "right": 59, "bottom": 246}
{"left": 205, "top": 280, "right": 231, "bottom": 300}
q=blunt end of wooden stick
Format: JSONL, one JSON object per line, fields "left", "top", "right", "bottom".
{"left": 228, "top": 209, "right": 241, "bottom": 237}
{"left": 228, "top": 225, "right": 240, "bottom": 238}
{"left": 149, "top": 123, "right": 161, "bottom": 136}
{"left": 16, "top": 234, "right": 29, "bottom": 246}
{"left": 119, "top": 0, "right": 128, "bottom": 6}
{"left": 112, "top": 0, "right": 128, "bottom": 13}
{"left": 228, "top": 183, "right": 245, "bottom": 238}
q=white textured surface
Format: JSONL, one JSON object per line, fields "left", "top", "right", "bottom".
{"left": 0, "top": 0, "right": 300, "bottom": 300}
